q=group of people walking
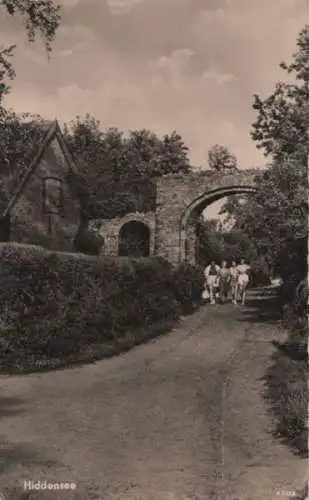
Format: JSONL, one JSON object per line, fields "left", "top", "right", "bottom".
{"left": 204, "top": 259, "right": 251, "bottom": 305}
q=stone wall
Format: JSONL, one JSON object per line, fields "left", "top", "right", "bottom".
{"left": 88, "top": 169, "right": 261, "bottom": 265}
{"left": 88, "top": 212, "right": 156, "bottom": 257}
{"left": 155, "top": 169, "right": 261, "bottom": 265}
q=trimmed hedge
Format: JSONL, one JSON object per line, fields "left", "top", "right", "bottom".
{"left": 0, "top": 244, "right": 203, "bottom": 372}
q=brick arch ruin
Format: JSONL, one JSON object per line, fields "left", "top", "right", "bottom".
{"left": 89, "top": 212, "right": 156, "bottom": 257}
{"left": 91, "top": 169, "right": 261, "bottom": 264}
{"left": 155, "top": 169, "right": 260, "bottom": 265}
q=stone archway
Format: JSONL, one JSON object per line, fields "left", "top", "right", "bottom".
{"left": 118, "top": 220, "right": 150, "bottom": 257}
{"left": 179, "top": 185, "right": 257, "bottom": 264}
{"left": 155, "top": 169, "right": 261, "bottom": 265}
{"left": 88, "top": 212, "right": 156, "bottom": 258}
{"left": 88, "top": 169, "right": 261, "bottom": 265}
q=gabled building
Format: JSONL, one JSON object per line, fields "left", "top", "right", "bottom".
{"left": 0, "top": 120, "right": 81, "bottom": 251}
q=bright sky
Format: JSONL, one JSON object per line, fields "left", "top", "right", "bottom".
{"left": 1, "top": 0, "right": 308, "bottom": 217}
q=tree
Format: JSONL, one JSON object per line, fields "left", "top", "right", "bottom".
{"left": 196, "top": 217, "right": 225, "bottom": 265}
{"left": 0, "top": 108, "right": 47, "bottom": 211}
{"left": 63, "top": 115, "right": 192, "bottom": 219}
{"left": 0, "top": 0, "right": 61, "bottom": 104}
{"left": 219, "top": 195, "right": 248, "bottom": 229}
{"left": 251, "top": 25, "right": 309, "bottom": 162}
{"left": 218, "top": 26, "right": 308, "bottom": 290}
{"left": 207, "top": 144, "right": 238, "bottom": 171}
{"left": 157, "top": 131, "right": 191, "bottom": 175}
{"left": 240, "top": 156, "right": 306, "bottom": 278}
{"left": 249, "top": 26, "right": 308, "bottom": 280}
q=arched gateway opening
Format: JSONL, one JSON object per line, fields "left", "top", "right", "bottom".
{"left": 180, "top": 186, "right": 257, "bottom": 264}
{"left": 155, "top": 170, "right": 260, "bottom": 265}
{"left": 118, "top": 220, "right": 150, "bottom": 257}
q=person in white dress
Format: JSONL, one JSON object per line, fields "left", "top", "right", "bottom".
{"left": 204, "top": 261, "right": 220, "bottom": 304}
{"left": 236, "top": 258, "right": 251, "bottom": 305}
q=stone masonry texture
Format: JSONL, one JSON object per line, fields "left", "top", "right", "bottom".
{"left": 91, "top": 169, "right": 260, "bottom": 265}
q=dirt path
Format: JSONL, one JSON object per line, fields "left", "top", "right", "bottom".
{"left": 0, "top": 291, "right": 306, "bottom": 499}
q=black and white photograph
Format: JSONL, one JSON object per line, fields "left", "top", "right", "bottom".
{"left": 0, "top": 0, "right": 308, "bottom": 499}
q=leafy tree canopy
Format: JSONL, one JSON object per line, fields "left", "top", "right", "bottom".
{"left": 207, "top": 144, "right": 238, "bottom": 171}
{"left": 251, "top": 25, "right": 309, "bottom": 162}
{"left": 221, "top": 26, "right": 308, "bottom": 284}
{"left": 0, "top": 108, "right": 47, "bottom": 211}
{"left": 63, "top": 114, "right": 191, "bottom": 219}
{"left": 0, "top": 0, "right": 61, "bottom": 104}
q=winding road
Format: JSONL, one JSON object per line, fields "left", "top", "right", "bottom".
{"left": 0, "top": 290, "right": 306, "bottom": 499}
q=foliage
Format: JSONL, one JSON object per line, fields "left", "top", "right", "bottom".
{"left": 219, "top": 26, "right": 308, "bottom": 293}
{"left": 173, "top": 263, "right": 205, "bottom": 313}
{"left": 0, "top": 245, "right": 182, "bottom": 372}
{"left": 251, "top": 25, "right": 309, "bottom": 162}
{"left": 0, "top": 46, "right": 16, "bottom": 104}
{"left": 264, "top": 350, "right": 308, "bottom": 456}
{"left": 74, "top": 223, "right": 105, "bottom": 256}
{"left": 218, "top": 194, "right": 248, "bottom": 228}
{"left": 222, "top": 155, "right": 307, "bottom": 286}
{"left": 196, "top": 218, "right": 225, "bottom": 265}
{"left": 63, "top": 114, "right": 191, "bottom": 219}
{"left": 196, "top": 217, "right": 271, "bottom": 285}
{"left": 0, "top": 245, "right": 206, "bottom": 372}
{"left": 250, "top": 26, "right": 309, "bottom": 461}
{"left": 1, "top": 0, "right": 61, "bottom": 103}
{"left": 0, "top": 108, "right": 48, "bottom": 210}
{"left": 281, "top": 278, "right": 308, "bottom": 348}
{"left": 207, "top": 144, "right": 238, "bottom": 171}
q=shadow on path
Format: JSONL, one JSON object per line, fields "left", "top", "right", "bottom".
{"left": 0, "top": 397, "right": 97, "bottom": 499}
{"left": 0, "top": 396, "right": 58, "bottom": 479}
{"left": 238, "top": 287, "right": 282, "bottom": 324}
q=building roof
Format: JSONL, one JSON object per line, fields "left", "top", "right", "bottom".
{"left": 0, "top": 119, "right": 77, "bottom": 218}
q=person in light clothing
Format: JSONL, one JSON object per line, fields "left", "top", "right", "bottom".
{"left": 218, "top": 260, "right": 230, "bottom": 303}
{"left": 204, "top": 261, "right": 220, "bottom": 304}
{"left": 229, "top": 261, "right": 239, "bottom": 304}
{"left": 236, "top": 258, "right": 251, "bottom": 305}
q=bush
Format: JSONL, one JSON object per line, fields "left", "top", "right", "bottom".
{"left": 249, "top": 259, "right": 271, "bottom": 287}
{"left": 279, "top": 274, "right": 303, "bottom": 307}
{"left": 264, "top": 351, "right": 308, "bottom": 456}
{"left": 74, "top": 223, "right": 105, "bottom": 255}
{"left": 173, "top": 263, "right": 205, "bottom": 313}
{"left": 0, "top": 245, "right": 180, "bottom": 371}
{"left": 282, "top": 278, "right": 308, "bottom": 344}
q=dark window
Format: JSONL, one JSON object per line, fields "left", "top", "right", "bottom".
{"left": 43, "top": 178, "right": 63, "bottom": 215}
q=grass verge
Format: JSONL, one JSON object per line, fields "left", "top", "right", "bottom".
{"left": 263, "top": 343, "right": 308, "bottom": 457}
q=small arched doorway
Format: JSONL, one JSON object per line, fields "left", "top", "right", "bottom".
{"left": 118, "top": 221, "right": 150, "bottom": 257}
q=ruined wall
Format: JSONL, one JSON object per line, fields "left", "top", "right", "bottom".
{"left": 88, "top": 212, "right": 156, "bottom": 257}
{"left": 155, "top": 169, "right": 260, "bottom": 265}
